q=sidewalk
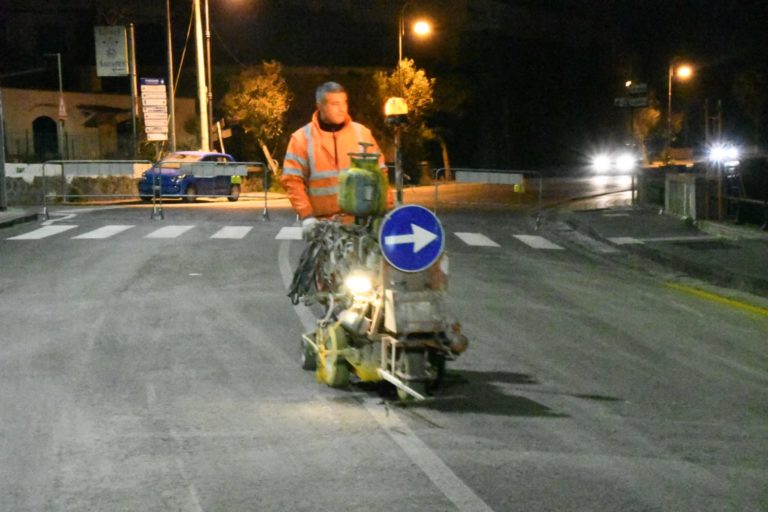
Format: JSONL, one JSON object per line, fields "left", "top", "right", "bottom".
{"left": 0, "top": 207, "right": 39, "bottom": 229}
{"left": 565, "top": 205, "right": 768, "bottom": 300}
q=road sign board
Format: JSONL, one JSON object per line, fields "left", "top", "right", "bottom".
{"left": 140, "top": 77, "right": 168, "bottom": 141}
{"left": 379, "top": 205, "right": 444, "bottom": 272}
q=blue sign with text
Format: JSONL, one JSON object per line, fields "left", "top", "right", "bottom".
{"left": 379, "top": 205, "right": 444, "bottom": 272}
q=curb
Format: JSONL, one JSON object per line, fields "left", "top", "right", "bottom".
{"left": 564, "top": 214, "right": 768, "bottom": 300}
{"left": 0, "top": 211, "right": 39, "bottom": 229}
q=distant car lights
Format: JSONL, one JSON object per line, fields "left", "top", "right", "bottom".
{"left": 590, "top": 151, "right": 638, "bottom": 173}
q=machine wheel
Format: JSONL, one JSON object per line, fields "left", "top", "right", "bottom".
{"left": 227, "top": 184, "right": 240, "bottom": 202}
{"left": 183, "top": 185, "right": 197, "bottom": 203}
{"left": 318, "top": 325, "right": 350, "bottom": 388}
{"left": 300, "top": 338, "right": 316, "bottom": 371}
{"left": 396, "top": 349, "right": 427, "bottom": 401}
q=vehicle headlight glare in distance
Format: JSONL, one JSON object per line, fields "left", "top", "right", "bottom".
{"left": 591, "top": 153, "right": 611, "bottom": 173}
{"left": 615, "top": 152, "right": 636, "bottom": 172}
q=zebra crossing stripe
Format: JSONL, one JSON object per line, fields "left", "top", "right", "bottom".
{"left": 7, "top": 225, "right": 78, "bottom": 240}
{"left": 513, "top": 234, "right": 564, "bottom": 250}
{"left": 454, "top": 232, "right": 500, "bottom": 247}
{"left": 144, "top": 225, "right": 195, "bottom": 239}
{"left": 72, "top": 225, "right": 135, "bottom": 239}
{"left": 275, "top": 227, "right": 303, "bottom": 240}
{"left": 608, "top": 237, "right": 643, "bottom": 245}
{"left": 211, "top": 226, "right": 253, "bottom": 239}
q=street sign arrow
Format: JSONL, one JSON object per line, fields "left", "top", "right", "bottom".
{"left": 384, "top": 223, "right": 437, "bottom": 253}
{"left": 379, "top": 204, "right": 445, "bottom": 272}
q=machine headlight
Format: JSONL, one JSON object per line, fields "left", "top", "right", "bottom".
{"left": 344, "top": 271, "right": 373, "bottom": 295}
{"left": 709, "top": 144, "right": 740, "bottom": 167}
{"left": 615, "top": 152, "right": 636, "bottom": 173}
{"left": 591, "top": 153, "right": 611, "bottom": 173}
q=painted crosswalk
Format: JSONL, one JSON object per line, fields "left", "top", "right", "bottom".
{"left": 5, "top": 223, "right": 647, "bottom": 256}
{"left": 7, "top": 225, "right": 79, "bottom": 240}
{"left": 144, "top": 225, "right": 195, "bottom": 239}
{"left": 72, "top": 225, "right": 135, "bottom": 239}
{"left": 513, "top": 234, "right": 565, "bottom": 250}
{"left": 210, "top": 226, "right": 253, "bottom": 239}
{"left": 454, "top": 232, "right": 500, "bottom": 247}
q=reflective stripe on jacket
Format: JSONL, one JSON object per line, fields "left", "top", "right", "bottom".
{"left": 281, "top": 112, "right": 390, "bottom": 219}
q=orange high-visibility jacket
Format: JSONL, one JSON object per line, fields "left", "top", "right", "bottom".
{"left": 281, "top": 112, "right": 391, "bottom": 220}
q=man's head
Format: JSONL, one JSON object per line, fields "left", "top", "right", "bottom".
{"left": 316, "top": 82, "right": 348, "bottom": 125}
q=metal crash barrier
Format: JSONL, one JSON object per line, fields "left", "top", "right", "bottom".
{"left": 41, "top": 160, "right": 152, "bottom": 219}
{"left": 39, "top": 159, "right": 272, "bottom": 221}
{"left": 432, "top": 167, "right": 544, "bottom": 228}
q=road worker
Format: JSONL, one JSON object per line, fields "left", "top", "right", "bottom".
{"left": 281, "top": 81, "right": 393, "bottom": 237}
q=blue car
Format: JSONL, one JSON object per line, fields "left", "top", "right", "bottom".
{"left": 138, "top": 151, "right": 243, "bottom": 202}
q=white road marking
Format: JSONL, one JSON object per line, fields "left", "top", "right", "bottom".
{"left": 277, "top": 238, "right": 495, "bottom": 512}
{"left": 362, "top": 398, "right": 495, "bottom": 512}
{"left": 609, "top": 236, "right": 644, "bottom": 245}
{"left": 513, "top": 234, "right": 564, "bottom": 250}
{"left": 210, "top": 226, "right": 253, "bottom": 239}
{"left": 7, "top": 224, "right": 78, "bottom": 240}
{"left": 454, "top": 232, "right": 500, "bottom": 247}
{"left": 144, "top": 225, "right": 195, "bottom": 239}
{"left": 276, "top": 226, "right": 303, "bottom": 240}
{"left": 564, "top": 231, "right": 620, "bottom": 254}
{"left": 72, "top": 225, "right": 135, "bottom": 239}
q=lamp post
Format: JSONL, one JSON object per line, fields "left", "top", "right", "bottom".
{"left": 398, "top": 2, "right": 432, "bottom": 64}
{"left": 666, "top": 61, "right": 693, "bottom": 149}
{"left": 43, "top": 53, "right": 66, "bottom": 159}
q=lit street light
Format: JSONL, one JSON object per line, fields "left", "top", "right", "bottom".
{"left": 666, "top": 61, "right": 694, "bottom": 149}
{"left": 398, "top": 2, "right": 432, "bottom": 63}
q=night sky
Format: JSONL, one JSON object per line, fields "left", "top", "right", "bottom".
{"left": 1, "top": 1, "right": 766, "bottom": 168}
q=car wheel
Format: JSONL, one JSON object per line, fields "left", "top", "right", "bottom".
{"left": 139, "top": 195, "right": 152, "bottom": 202}
{"left": 227, "top": 184, "right": 240, "bottom": 202}
{"left": 184, "top": 185, "right": 197, "bottom": 203}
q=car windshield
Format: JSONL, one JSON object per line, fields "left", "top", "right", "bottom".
{"left": 155, "top": 153, "right": 205, "bottom": 170}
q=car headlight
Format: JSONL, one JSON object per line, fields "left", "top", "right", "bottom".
{"left": 615, "top": 152, "right": 636, "bottom": 172}
{"left": 591, "top": 153, "right": 611, "bottom": 173}
{"left": 344, "top": 271, "right": 373, "bottom": 296}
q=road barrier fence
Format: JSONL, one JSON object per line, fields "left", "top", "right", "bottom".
{"left": 29, "top": 159, "right": 271, "bottom": 220}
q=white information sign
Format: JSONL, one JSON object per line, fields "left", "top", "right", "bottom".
{"left": 140, "top": 78, "right": 169, "bottom": 142}
{"left": 95, "top": 26, "right": 129, "bottom": 77}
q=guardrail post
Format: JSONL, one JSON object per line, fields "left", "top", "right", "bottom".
{"left": 150, "top": 163, "right": 164, "bottom": 220}
{"left": 262, "top": 166, "right": 269, "bottom": 221}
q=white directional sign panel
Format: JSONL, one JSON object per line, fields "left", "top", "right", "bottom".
{"left": 140, "top": 78, "right": 168, "bottom": 142}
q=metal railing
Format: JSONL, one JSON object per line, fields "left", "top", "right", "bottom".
{"left": 432, "top": 167, "right": 544, "bottom": 227}
{"left": 38, "top": 159, "right": 272, "bottom": 221}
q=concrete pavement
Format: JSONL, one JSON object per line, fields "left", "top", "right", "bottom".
{"left": 565, "top": 205, "right": 768, "bottom": 300}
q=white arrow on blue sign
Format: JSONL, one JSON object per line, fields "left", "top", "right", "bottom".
{"left": 379, "top": 205, "right": 444, "bottom": 272}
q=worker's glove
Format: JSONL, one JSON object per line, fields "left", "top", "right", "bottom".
{"left": 301, "top": 216, "right": 318, "bottom": 241}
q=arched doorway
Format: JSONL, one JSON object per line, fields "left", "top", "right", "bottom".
{"left": 33, "top": 116, "right": 58, "bottom": 160}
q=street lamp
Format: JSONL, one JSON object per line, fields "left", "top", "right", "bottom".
{"left": 398, "top": 2, "right": 432, "bottom": 64}
{"left": 666, "top": 61, "right": 694, "bottom": 149}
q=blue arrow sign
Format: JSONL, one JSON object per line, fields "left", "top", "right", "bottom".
{"left": 379, "top": 205, "right": 444, "bottom": 272}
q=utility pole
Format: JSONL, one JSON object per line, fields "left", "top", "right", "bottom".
{"left": 193, "top": 0, "right": 210, "bottom": 151}
{"left": 128, "top": 24, "right": 139, "bottom": 157}
{"left": 165, "top": 0, "right": 177, "bottom": 151}
{"left": 0, "top": 89, "right": 7, "bottom": 211}
{"left": 204, "top": 0, "right": 214, "bottom": 151}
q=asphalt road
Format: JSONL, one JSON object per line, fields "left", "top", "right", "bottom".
{"left": 1, "top": 197, "right": 766, "bottom": 511}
